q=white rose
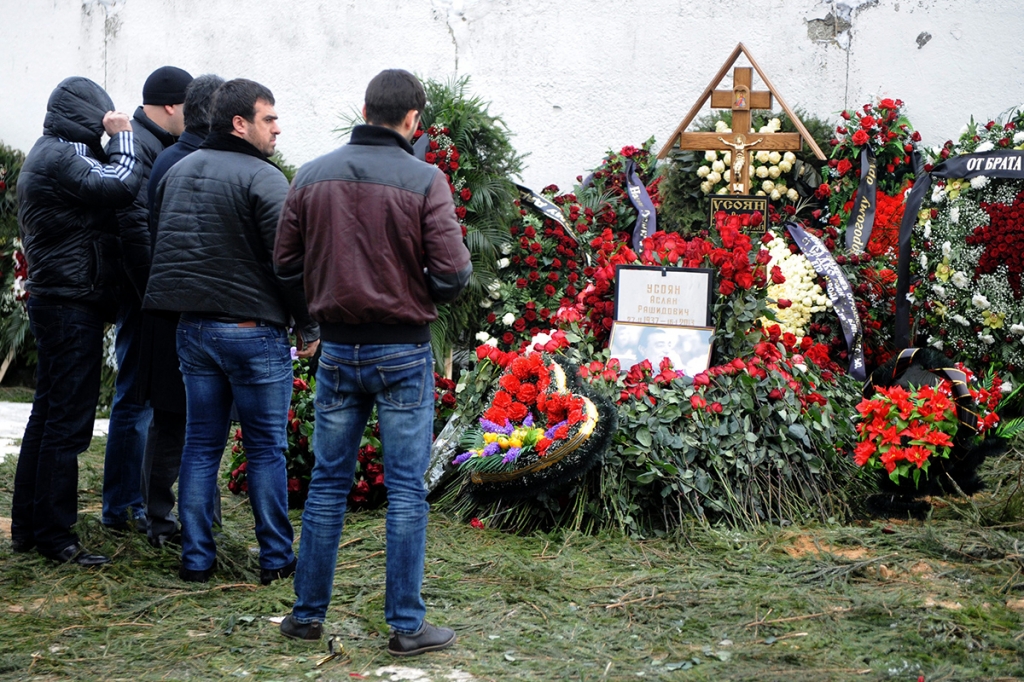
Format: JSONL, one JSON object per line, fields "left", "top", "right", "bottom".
{"left": 971, "top": 293, "right": 991, "bottom": 310}
{"left": 708, "top": 171, "right": 722, "bottom": 185}
{"left": 723, "top": 151, "right": 732, "bottom": 165}
{"left": 724, "top": 170, "right": 731, "bottom": 182}
{"left": 700, "top": 181, "right": 713, "bottom": 194}
{"left": 975, "top": 141, "right": 995, "bottom": 153}
{"left": 770, "top": 189, "right": 782, "bottom": 201}
{"left": 768, "top": 166, "right": 781, "bottom": 179}
{"left": 1010, "top": 323, "right": 1024, "bottom": 335}
{"left": 768, "top": 118, "right": 782, "bottom": 132}
{"left": 697, "top": 166, "right": 711, "bottom": 178}
{"left": 755, "top": 165, "right": 769, "bottom": 179}
{"left": 497, "top": 257, "right": 510, "bottom": 269}
{"left": 475, "top": 331, "right": 491, "bottom": 342}
{"left": 783, "top": 152, "right": 796, "bottom": 163}
{"left": 712, "top": 160, "right": 726, "bottom": 173}
{"left": 705, "top": 150, "right": 718, "bottom": 162}
{"left": 980, "top": 333, "right": 996, "bottom": 345}
{"left": 970, "top": 175, "right": 989, "bottom": 189}
{"left": 762, "top": 180, "right": 775, "bottom": 192}
{"left": 715, "top": 120, "right": 730, "bottom": 133}
{"left": 768, "top": 151, "right": 782, "bottom": 165}
{"left": 756, "top": 190, "right": 766, "bottom": 196}
{"left": 502, "top": 312, "right": 516, "bottom": 326}
{"left": 755, "top": 150, "right": 771, "bottom": 164}
{"left": 717, "top": 186, "right": 730, "bottom": 195}
{"left": 501, "top": 243, "right": 513, "bottom": 255}
{"left": 787, "top": 188, "right": 799, "bottom": 202}
{"left": 778, "top": 160, "right": 793, "bottom": 173}
{"left": 479, "top": 298, "right": 492, "bottom": 308}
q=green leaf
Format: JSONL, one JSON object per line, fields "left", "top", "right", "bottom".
{"left": 636, "top": 427, "right": 653, "bottom": 447}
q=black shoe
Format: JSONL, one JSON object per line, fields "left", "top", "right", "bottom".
{"left": 11, "top": 537, "right": 35, "bottom": 553}
{"left": 388, "top": 621, "right": 456, "bottom": 656}
{"left": 260, "top": 558, "right": 297, "bottom": 585}
{"left": 42, "top": 543, "right": 111, "bottom": 567}
{"left": 179, "top": 559, "right": 216, "bottom": 583}
{"left": 148, "top": 529, "right": 181, "bottom": 549}
{"left": 279, "top": 613, "right": 323, "bottom": 640}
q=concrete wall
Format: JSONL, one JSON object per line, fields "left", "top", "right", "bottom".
{"left": 2, "top": 0, "right": 1022, "bottom": 190}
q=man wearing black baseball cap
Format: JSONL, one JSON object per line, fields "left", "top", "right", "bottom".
{"left": 102, "top": 65, "right": 193, "bottom": 536}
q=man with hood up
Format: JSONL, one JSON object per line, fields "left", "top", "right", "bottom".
{"left": 11, "top": 76, "right": 143, "bottom": 566}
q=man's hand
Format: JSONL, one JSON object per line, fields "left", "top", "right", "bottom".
{"left": 296, "top": 333, "right": 320, "bottom": 359}
{"left": 103, "top": 111, "right": 133, "bottom": 135}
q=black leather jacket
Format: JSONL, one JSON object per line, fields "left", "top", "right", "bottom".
{"left": 144, "top": 132, "right": 318, "bottom": 342}
{"left": 18, "top": 77, "right": 143, "bottom": 317}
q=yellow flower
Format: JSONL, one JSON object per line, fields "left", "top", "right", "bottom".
{"left": 982, "top": 310, "right": 1005, "bottom": 329}
{"left": 935, "top": 262, "right": 951, "bottom": 283}
{"left": 917, "top": 208, "right": 931, "bottom": 225}
{"left": 946, "top": 178, "right": 965, "bottom": 200}
{"left": 483, "top": 432, "right": 497, "bottom": 444}
{"left": 497, "top": 436, "right": 509, "bottom": 449}
{"left": 508, "top": 437, "right": 523, "bottom": 448}
{"left": 933, "top": 301, "right": 948, "bottom": 319}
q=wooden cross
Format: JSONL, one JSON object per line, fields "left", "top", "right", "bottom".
{"left": 659, "top": 43, "right": 825, "bottom": 195}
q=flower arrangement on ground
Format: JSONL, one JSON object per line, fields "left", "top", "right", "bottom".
{"left": 914, "top": 111, "right": 1024, "bottom": 377}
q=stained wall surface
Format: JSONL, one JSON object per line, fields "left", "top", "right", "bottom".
{"left": 1, "top": 0, "right": 1022, "bottom": 189}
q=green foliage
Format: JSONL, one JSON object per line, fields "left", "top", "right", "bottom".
{"left": 268, "top": 151, "right": 297, "bottom": 182}
{"left": 0, "top": 141, "right": 33, "bottom": 368}
{"left": 0, "top": 141, "right": 24, "bottom": 249}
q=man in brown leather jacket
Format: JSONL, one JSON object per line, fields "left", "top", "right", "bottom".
{"left": 274, "top": 69, "right": 470, "bottom": 656}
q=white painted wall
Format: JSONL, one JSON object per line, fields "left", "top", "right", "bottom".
{"left": 2, "top": 0, "right": 1022, "bottom": 190}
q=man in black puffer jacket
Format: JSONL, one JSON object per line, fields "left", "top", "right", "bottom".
{"left": 146, "top": 78, "right": 318, "bottom": 584}
{"left": 102, "top": 66, "right": 192, "bottom": 535}
{"left": 12, "top": 76, "right": 143, "bottom": 566}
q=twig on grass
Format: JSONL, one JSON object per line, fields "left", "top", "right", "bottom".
{"left": 744, "top": 606, "right": 851, "bottom": 628}
{"left": 338, "top": 550, "right": 385, "bottom": 570}
{"left": 133, "top": 583, "right": 259, "bottom": 615}
{"left": 58, "top": 622, "right": 154, "bottom": 635}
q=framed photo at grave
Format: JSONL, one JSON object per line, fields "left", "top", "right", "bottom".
{"left": 709, "top": 195, "right": 768, "bottom": 235}
{"left": 608, "top": 322, "right": 715, "bottom": 376}
{"left": 614, "top": 265, "right": 714, "bottom": 328}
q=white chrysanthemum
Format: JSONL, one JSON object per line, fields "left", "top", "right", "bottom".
{"left": 1002, "top": 381, "right": 1015, "bottom": 394}
{"left": 712, "top": 160, "right": 726, "bottom": 173}
{"left": 755, "top": 150, "right": 770, "bottom": 164}
{"left": 768, "top": 166, "right": 781, "bottom": 179}
{"left": 783, "top": 152, "right": 796, "bottom": 163}
{"left": 700, "top": 180, "right": 713, "bottom": 194}
{"left": 975, "top": 141, "right": 995, "bottom": 153}
{"left": 933, "top": 284, "right": 946, "bottom": 298}
{"left": 923, "top": 222, "right": 932, "bottom": 239}
{"left": 952, "top": 314, "right": 970, "bottom": 326}
{"left": 1011, "top": 323, "right": 1024, "bottom": 335}
{"left": 755, "top": 165, "right": 769, "bottom": 179}
{"left": 707, "top": 171, "right": 722, "bottom": 185}
{"left": 762, "top": 180, "right": 775, "bottom": 192}
{"left": 951, "top": 271, "right": 969, "bottom": 289}
{"left": 497, "top": 257, "right": 510, "bottom": 269}
{"left": 1015, "top": 131, "right": 1024, "bottom": 145}
{"left": 970, "top": 176, "right": 989, "bottom": 189}
{"left": 979, "top": 333, "right": 996, "bottom": 345}
{"left": 941, "top": 241, "right": 952, "bottom": 258}
{"left": 787, "top": 188, "right": 799, "bottom": 202}
{"left": 930, "top": 338, "right": 944, "bottom": 350}
{"left": 949, "top": 206, "right": 960, "bottom": 224}
{"left": 768, "top": 151, "right": 782, "bottom": 165}
{"left": 778, "top": 160, "right": 793, "bottom": 173}
{"left": 931, "top": 186, "right": 946, "bottom": 203}
{"left": 920, "top": 254, "right": 928, "bottom": 269}
{"left": 502, "top": 312, "right": 515, "bottom": 326}
{"left": 705, "top": 150, "right": 718, "bottom": 162}
{"left": 697, "top": 165, "right": 711, "bottom": 178}
{"left": 972, "top": 293, "right": 991, "bottom": 310}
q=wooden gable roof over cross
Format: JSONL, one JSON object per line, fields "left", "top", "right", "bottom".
{"left": 658, "top": 43, "right": 826, "bottom": 195}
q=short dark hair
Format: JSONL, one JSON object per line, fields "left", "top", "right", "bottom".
{"left": 364, "top": 69, "right": 425, "bottom": 127}
{"left": 183, "top": 74, "right": 226, "bottom": 135}
{"left": 209, "top": 78, "right": 275, "bottom": 134}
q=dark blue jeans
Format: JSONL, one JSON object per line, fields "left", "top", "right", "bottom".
{"left": 11, "top": 297, "right": 105, "bottom": 554}
{"left": 292, "top": 342, "right": 434, "bottom": 633}
{"left": 102, "top": 297, "right": 153, "bottom": 527}
{"left": 176, "top": 315, "right": 295, "bottom": 572}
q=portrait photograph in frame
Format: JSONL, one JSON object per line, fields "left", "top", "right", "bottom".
{"left": 607, "top": 322, "right": 715, "bottom": 377}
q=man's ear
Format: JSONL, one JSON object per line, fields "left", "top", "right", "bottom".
{"left": 164, "top": 104, "right": 177, "bottom": 117}
{"left": 362, "top": 104, "right": 368, "bottom": 123}
{"left": 403, "top": 109, "right": 418, "bottom": 131}
{"left": 232, "top": 114, "right": 248, "bottom": 136}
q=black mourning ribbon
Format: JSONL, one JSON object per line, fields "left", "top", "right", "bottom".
{"left": 845, "top": 147, "right": 878, "bottom": 253}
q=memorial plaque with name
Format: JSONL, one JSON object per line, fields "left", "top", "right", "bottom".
{"left": 709, "top": 195, "right": 768, "bottom": 235}
{"left": 614, "top": 265, "right": 714, "bottom": 327}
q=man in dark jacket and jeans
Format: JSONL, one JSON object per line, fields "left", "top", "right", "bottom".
{"left": 138, "top": 73, "right": 225, "bottom": 548}
{"left": 102, "top": 65, "right": 193, "bottom": 533}
{"left": 145, "top": 79, "right": 318, "bottom": 584}
{"left": 275, "top": 69, "right": 471, "bottom": 655}
{"left": 12, "top": 77, "right": 142, "bottom": 565}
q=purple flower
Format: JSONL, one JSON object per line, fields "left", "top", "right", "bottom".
{"left": 480, "top": 418, "right": 514, "bottom": 435}
{"left": 452, "top": 452, "right": 472, "bottom": 466}
{"left": 523, "top": 414, "right": 534, "bottom": 428}
{"left": 545, "top": 420, "right": 568, "bottom": 439}
{"left": 482, "top": 442, "right": 501, "bottom": 457}
{"left": 290, "top": 346, "right": 299, "bottom": 360}
{"left": 502, "top": 446, "right": 522, "bottom": 464}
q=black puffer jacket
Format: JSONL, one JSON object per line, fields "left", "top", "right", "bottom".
{"left": 144, "top": 132, "right": 318, "bottom": 341}
{"left": 18, "top": 77, "right": 143, "bottom": 316}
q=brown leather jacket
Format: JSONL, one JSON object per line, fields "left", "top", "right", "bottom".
{"left": 274, "top": 125, "right": 472, "bottom": 344}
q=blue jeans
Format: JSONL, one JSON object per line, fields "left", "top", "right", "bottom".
{"left": 11, "top": 297, "right": 104, "bottom": 554}
{"left": 102, "top": 298, "right": 153, "bottom": 527}
{"left": 176, "top": 315, "right": 295, "bottom": 572}
{"left": 292, "top": 342, "right": 434, "bottom": 633}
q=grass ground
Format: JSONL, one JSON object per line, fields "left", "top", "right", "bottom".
{"left": 1, "top": 437, "right": 1023, "bottom": 681}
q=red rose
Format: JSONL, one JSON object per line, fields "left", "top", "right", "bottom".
{"left": 768, "top": 388, "right": 784, "bottom": 400}
{"left": 777, "top": 298, "right": 792, "bottom": 309}
{"left": 424, "top": 152, "right": 436, "bottom": 164}
{"left": 860, "top": 115, "right": 876, "bottom": 129}
{"left": 840, "top": 110, "right": 851, "bottom": 120}
{"left": 460, "top": 188, "right": 472, "bottom": 201}
{"left": 771, "top": 266, "right": 786, "bottom": 285}
{"left": 852, "top": 130, "right": 869, "bottom": 146}
{"left": 879, "top": 98, "right": 896, "bottom": 110}
{"left": 836, "top": 159, "right": 853, "bottom": 177}
{"left": 470, "top": 518, "right": 484, "bottom": 529}
{"left": 690, "top": 395, "right": 707, "bottom": 410}
{"left": 719, "top": 280, "right": 736, "bottom": 296}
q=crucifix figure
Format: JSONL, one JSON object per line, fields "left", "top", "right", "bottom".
{"left": 658, "top": 43, "right": 826, "bottom": 195}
